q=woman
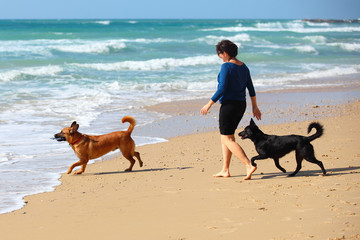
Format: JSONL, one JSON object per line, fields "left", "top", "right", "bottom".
{"left": 201, "top": 40, "right": 261, "bottom": 180}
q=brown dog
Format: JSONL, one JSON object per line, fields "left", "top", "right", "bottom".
{"left": 54, "top": 116, "right": 142, "bottom": 174}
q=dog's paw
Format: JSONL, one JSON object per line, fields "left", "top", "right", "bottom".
{"left": 67, "top": 169, "right": 72, "bottom": 174}
{"left": 124, "top": 168, "right": 132, "bottom": 172}
{"left": 74, "top": 170, "right": 83, "bottom": 174}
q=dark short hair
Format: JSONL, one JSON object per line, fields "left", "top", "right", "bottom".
{"left": 216, "top": 40, "right": 238, "bottom": 59}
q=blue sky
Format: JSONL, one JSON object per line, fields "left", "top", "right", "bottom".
{"left": 0, "top": 0, "right": 359, "bottom": 19}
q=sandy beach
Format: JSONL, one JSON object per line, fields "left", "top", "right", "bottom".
{"left": 0, "top": 88, "right": 360, "bottom": 240}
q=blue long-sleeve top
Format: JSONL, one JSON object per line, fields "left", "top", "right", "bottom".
{"left": 211, "top": 62, "right": 256, "bottom": 104}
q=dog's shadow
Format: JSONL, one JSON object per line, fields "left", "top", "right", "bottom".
{"left": 257, "top": 166, "right": 360, "bottom": 179}
{"left": 92, "top": 167, "right": 193, "bottom": 176}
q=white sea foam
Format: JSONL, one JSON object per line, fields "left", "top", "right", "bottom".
{"left": 303, "top": 35, "right": 327, "bottom": 44}
{"left": 0, "top": 65, "right": 63, "bottom": 82}
{"left": 0, "top": 154, "right": 9, "bottom": 164}
{"left": 255, "top": 65, "right": 360, "bottom": 87}
{"left": 302, "top": 65, "right": 360, "bottom": 78}
{"left": 255, "top": 21, "right": 306, "bottom": 30}
{"left": 43, "top": 88, "right": 114, "bottom": 127}
{"left": 305, "top": 21, "right": 330, "bottom": 27}
{"left": 94, "top": 20, "right": 111, "bottom": 25}
{"left": 202, "top": 21, "right": 360, "bottom": 33}
{"left": 198, "top": 33, "right": 251, "bottom": 45}
{"left": 130, "top": 38, "right": 184, "bottom": 44}
{"left": 0, "top": 39, "right": 127, "bottom": 56}
{"left": 52, "top": 32, "right": 73, "bottom": 36}
{"left": 328, "top": 42, "right": 360, "bottom": 52}
{"left": 72, "top": 55, "right": 220, "bottom": 71}
{"left": 52, "top": 39, "right": 126, "bottom": 54}
{"left": 0, "top": 40, "right": 52, "bottom": 56}
{"left": 53, "top": 40, "right": 126, "bottom": 54}
{"left": 255, "top": 22, "right": 285, "bottom": 29}
{"left": 291, "top": 45, "right": 318, "bottom": 54}
{"left": 253, "top": 43, "right": 318, "bottom": 54}
{"left": 0, "top": 84, "right": 114, "bottom": 128}
{"left": 131, "top": 80, "right": 189, "bottom": 91}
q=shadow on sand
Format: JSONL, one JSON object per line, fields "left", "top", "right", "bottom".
{"left": 92, "top": 167, "right": 193, "bottom": 176}
{"left": 256, "top": 166, "right": 360, "bottom": 180}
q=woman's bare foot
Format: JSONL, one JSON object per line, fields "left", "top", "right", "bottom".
{"left": 213, "top": 170, "right": 230, "bottom": 178}
{"left": 243, "top": 165, "right": 257, "bottom": 180}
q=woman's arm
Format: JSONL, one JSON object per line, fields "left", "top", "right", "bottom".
{"left": 211, "top": 64, "right": 230, "bottom": 103}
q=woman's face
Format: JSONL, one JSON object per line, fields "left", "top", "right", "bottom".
{"left": 218, "top": 51, "right": 230, "bottom": 62}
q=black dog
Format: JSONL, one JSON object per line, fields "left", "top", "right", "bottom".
{"left": 239, "top": 119, "right": 326, "bottom": 177}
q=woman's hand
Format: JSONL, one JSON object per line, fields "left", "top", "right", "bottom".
{"left": 200, "top": 100, "right": 214, "bottom": 115}
{"left": 250, "top": 96, "right": 261, "bottom": 120}
{"left": 253, "top": 106, "right": 262, "bottom": 120}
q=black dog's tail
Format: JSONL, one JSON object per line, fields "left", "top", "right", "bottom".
{"left": 307, "top": 122, "right": 324, "bottom": 142}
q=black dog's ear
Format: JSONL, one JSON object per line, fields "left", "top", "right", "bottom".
{"left": 70, "top": 121, "right": 79, "bottom": 133}
{"left": 250, "top": 118, "right": 256, "bottom": 127}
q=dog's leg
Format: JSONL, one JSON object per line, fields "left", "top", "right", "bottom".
{"left": 134, "top": 151, "right": 143, "bottom": 167}
{"left": 302, "top": 144, "right": 326, "bottom": 176}
{"left": 67, "top": 160, "right": 82, "bottom": 174}
{"left": 305, "top": 156, "right": 326, "bottom": 176}
{"left": 251, "top": 155, "right": 268, "bottom": 167}
{"left": 74, "top": 161, "right": 88, "bottom": 174}
{"left": 273, "top": 158, "right": 286, "bottom": 173}
{"left": 124, "top": 155, "right": 136, "bottom": 172}
{"left": 67, "top": 159, "right": 88, "bottom": 174}
{"left": 289, "top": 151, "right": 303, "bottom": 177}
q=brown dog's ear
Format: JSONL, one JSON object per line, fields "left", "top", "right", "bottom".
{"left": 70, "top": 121, "right": 79, "bottom": 133}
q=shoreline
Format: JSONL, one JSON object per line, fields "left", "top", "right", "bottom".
{"left": 0, "top": 86, "right": 359, "bottom": 239}
{"left": 139, "top": 85, "right": 360, "bottom": 139}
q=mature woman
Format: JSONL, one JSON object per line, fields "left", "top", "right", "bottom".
{"left": 201, "top": 40, "right": 261, "bottom": 180}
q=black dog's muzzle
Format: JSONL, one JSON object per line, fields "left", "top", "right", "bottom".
{"left": 54, "top": 133, "right": 66, "bottom": 142}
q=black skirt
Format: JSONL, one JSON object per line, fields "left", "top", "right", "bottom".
{"left": 219, "top": 100, "right": 246, "bottom": 135}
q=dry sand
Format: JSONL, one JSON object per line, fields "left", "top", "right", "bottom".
{"left": 0, "top": 94, "right": 360, "bottom": 239}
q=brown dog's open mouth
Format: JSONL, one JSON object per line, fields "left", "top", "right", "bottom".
{"left": 53, "top": 135, "right": 66, "bottom": 141}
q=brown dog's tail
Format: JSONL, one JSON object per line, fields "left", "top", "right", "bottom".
{"left": 122, "top": 116, "right": 136, "bottom": 134}
{"left": 307, "top": 122, "right": 324, "bottom": 142}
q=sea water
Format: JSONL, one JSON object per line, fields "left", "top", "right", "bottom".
{"left": 1, "top": 19, "right": 360, "bottom": 214}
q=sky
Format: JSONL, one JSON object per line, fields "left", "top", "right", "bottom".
{"left": 0, "top": 0, "right": 359, "bottom": 19}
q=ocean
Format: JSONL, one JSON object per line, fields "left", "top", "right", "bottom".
{"left": 1, "top": 19, "right": 360, "bottom": 214}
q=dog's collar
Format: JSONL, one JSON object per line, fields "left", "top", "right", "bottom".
{"left": 70, "top": 135, "right": 82, "bottom": 146}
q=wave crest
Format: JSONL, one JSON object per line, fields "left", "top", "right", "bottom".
{"left": 328, "top": 42, "right": 360, "bottom": 52}
{"left": 72, "top": 55, "right": 220, "bottom": 71}
{"left": 255, "top": 65, "right": 360, "bottom": 87}
{"left": 202, "top": 20, "right": 360, "bottom": 33}
{"left": 0, "top": 39, "right": 127, "bottom": 55}
{"left": 0, "top": 65, "right": 63, "bottom": 82}
{"left": 52, "top": 40, "right": 126, "bottom": 54}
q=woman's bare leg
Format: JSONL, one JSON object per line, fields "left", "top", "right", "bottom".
{"left": 218, "top": 135, "right": 257, "bottom": 180}
{"left": 213, "top": 139, "right": 232, "bottom": 177}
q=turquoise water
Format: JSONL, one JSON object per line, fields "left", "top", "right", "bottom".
{"left": 0, "top": 19, "right": 360, "bottom": 214}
